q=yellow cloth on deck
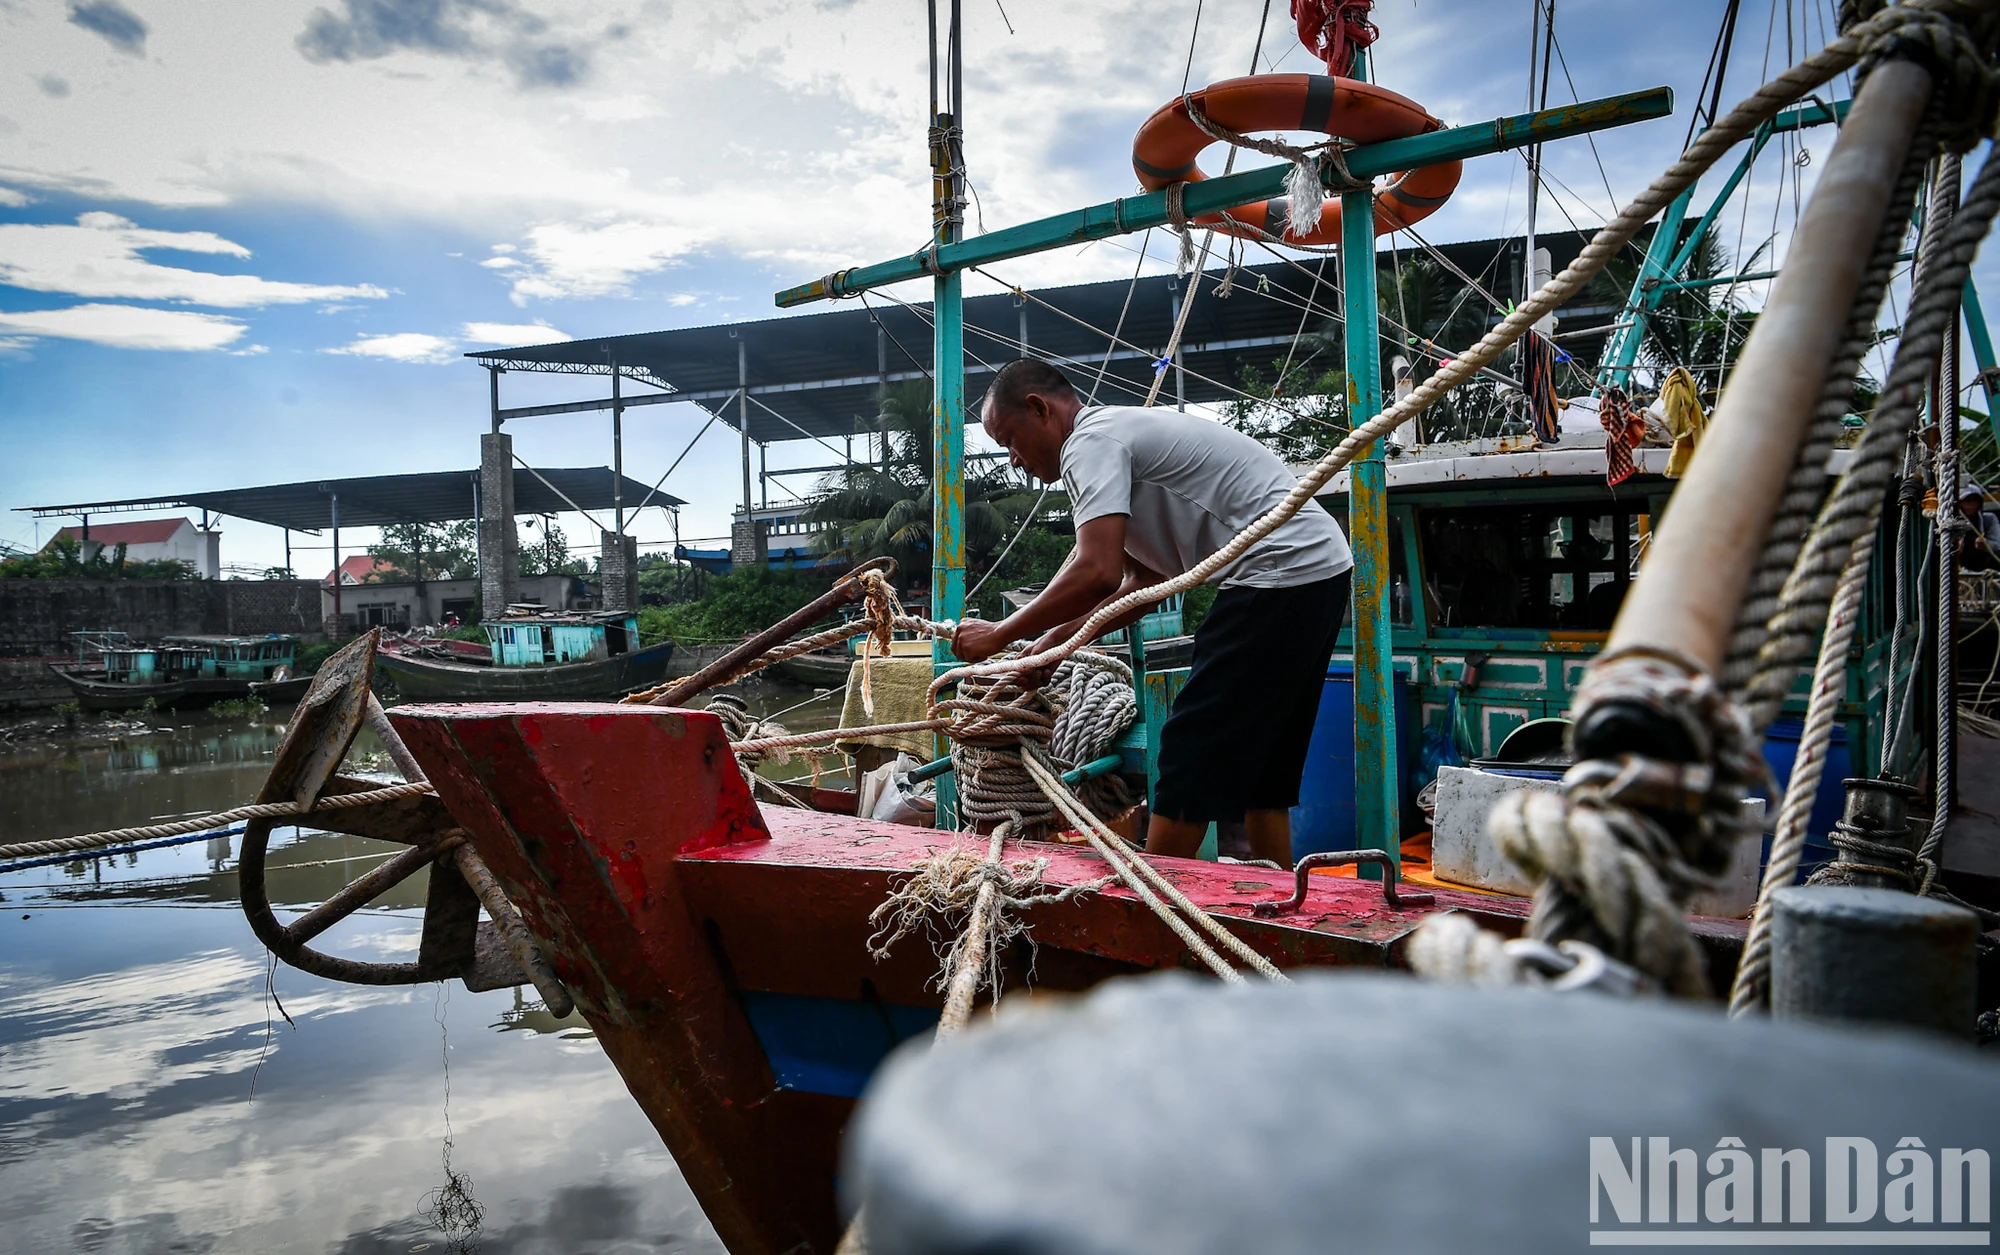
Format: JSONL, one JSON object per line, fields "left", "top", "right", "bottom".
{"left": 836, "top": 654, "right": 936, "bottom": 758}
{"left": 1660, "top": 366, "right": 1708, "bottom": 479}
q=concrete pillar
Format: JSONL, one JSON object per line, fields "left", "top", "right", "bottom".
{"left": 599, "top": 530, "right": 638, "bottom": 612}
{"left": 730, "top": 513, "right": 767, "bottom": 573}
{"left": 479, "top": 432, "right": 519, "bottom": 617}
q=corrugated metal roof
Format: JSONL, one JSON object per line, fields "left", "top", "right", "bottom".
{"left": 23, "top": 467, "right": 682, "bottom": 533}
{"left": 465, "top": 231, "right": 1628, "bottom": 444}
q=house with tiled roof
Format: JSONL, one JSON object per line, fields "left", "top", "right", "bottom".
{"left": 46, "top": 517, "right": 220, "bottom": 578}
{"left": 326, "top": 555, "right": 401, "bottom": 586}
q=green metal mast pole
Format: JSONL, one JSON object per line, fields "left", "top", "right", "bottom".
{"left": 931, "top": 1, "right": 966, "bottom": 829}
{"left": 1598, "top": 188, "right": 1692, "bottom": 390}
{"left": 1598, "top": 98, "right": 1846, "bottom": 392}
{"left": 1344, "top": 48, "right": 1398, "bottom": 872}
{"left": 776, "top": 88, "right": 1673, "bottom": 309}
{"left": 1963, "top": 280, "right": 2000, "bottom": 442}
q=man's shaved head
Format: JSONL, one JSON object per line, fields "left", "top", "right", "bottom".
{"left": 985, "top": 358, "right": 1077, "bottom": 415}
{"left": 980, "top": 358, "right": 1082, "bottom": 483}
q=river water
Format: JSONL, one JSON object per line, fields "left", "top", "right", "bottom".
{"left": 0, "top": 678, "right": 843, "bottom": 1255}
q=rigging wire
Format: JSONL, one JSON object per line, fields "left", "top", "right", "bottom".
{"left": 1547, "top": 25, "right": 1620, "bottom": 217}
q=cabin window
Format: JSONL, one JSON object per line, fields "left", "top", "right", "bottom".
{"left": 1330, "top": 515, "right": 1415, "bottom": 628}
{"left": 1417, "top": 502, "right": 1645, "bottom": 632}
{"left": 604, "top": 623, "right": 629, "bottom": 656}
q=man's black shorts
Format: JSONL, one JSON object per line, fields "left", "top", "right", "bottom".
{"left": 1151, "top": 572, "right": 1350, "bottom": 824}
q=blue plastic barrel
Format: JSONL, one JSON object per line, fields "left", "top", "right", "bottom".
{"left": 1290, "top": 663, "right": 1418, "bottom": 864}
{"left": 1758, "top": 718, "right": 1851, "bottom": 883}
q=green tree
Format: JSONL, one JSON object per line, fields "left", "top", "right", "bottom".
{"left": 519, "top": 517, "right": 589, "bottom": 576}
{"left": 1625, "top": 226, "right": 1762, "bottom": 403}
{"left": 637, "top": 551, "right": 707, "bottom": 607}
{"left": 366, "top": 521, "right": 477, "bottom": 581}
{"left": 0, "top": 537, "right": 197, "bottom": 580}
{"left": 799, "top": 380, "right": 1044, "bottom": 593}
{"left": 637, "top": 567, "right": 833, "bottom": 645}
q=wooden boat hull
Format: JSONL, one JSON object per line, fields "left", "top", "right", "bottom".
{"left": 769, "top": 650, "right": 852, "bottom": 687}
{"left": 375, "top": 640, "right": 673, "bottom": 701}
{"left": 48, "top": 665, "right": 252, "bottom": 711}
{"left": 249, "top": 674, "right": 315, "bottom": 704}
{"left": 390, "top": 702, "right": 1746, "bottom": 1255}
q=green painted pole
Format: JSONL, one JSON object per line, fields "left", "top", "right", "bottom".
{"left": 931, "top": 99, "right": 967, "bottom": 830}
{"left": 1598, "top": 98, "right": 1845, "bottom": 391}
{"left": 1663, "top": 100, "right": 1848, "bottom": 282}
{"left": 775, "top": 88, "right": 1673, "bottom": 308}
{"left": 1963, "top": 281, "right": 2000, "bottom": 439}
{"left": 1599, "top": 187, "right": 1692, "bottom": 389}
{"left": 934, "top": 267, "right": 966, "bottom": 643}
{"left": 1343, "top": 185, "right": 1398, "bottom": 874}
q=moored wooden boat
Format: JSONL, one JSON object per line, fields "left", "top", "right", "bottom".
{"left": 49, "top": 665, "right": 252, "bottom": 711}
{"left": 49, "top": 633, "right": 299, "bottom": 711}
{"left": 388, "top": 700, "right": 1746, "bottom": 1255}
{"left": 248, "top": 671, "right": 315, "bottom": 704}
{"left": 376, "top": 638, "right": 674, "bottom": 700}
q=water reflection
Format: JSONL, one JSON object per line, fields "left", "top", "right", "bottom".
{"left": 0, "top": 708, "right": 726, "bottom": 1254}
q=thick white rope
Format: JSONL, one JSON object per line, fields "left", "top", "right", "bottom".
{"left": 0, "top": 781, "right": 436, "bottom": 861}
{"left": 1728, "top": 527, "right": 1879, "bottom": 1013}
{"left": 1021, "top": 746, "right": 1289, "bottom": 983}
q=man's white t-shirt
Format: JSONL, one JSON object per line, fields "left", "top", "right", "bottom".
{"left": 1059, "top": 405, "right": 1353, "bottom": 589}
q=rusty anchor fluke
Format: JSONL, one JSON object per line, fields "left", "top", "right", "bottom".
{"left": 236, "top": 630, "right": 573, "bottom": 1012}
{"left": 1252, "top": 849, "right": 1435, "bottom": 917}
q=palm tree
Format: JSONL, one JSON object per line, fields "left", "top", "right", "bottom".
{"left": 1632, "top": 226, "right": 1763, "bottom": 402}
{"left": 800, "top": 381, "right": 1048, "bottom": 594}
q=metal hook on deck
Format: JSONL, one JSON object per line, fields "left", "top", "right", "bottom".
{"left": 1252, "top": 849, "right": 1434, "bottom": 917}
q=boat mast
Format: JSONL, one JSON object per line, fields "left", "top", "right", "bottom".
{"left": 930, "top": 0, "right": 967, "bottom": 826}
{"left": 1342, "top": 34, "right": 1401, "bottom": 870}
{"left": 1523, "top": 0, "right": 1556, "bottom": 336}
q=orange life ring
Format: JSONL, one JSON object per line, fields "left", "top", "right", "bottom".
{"left": 1131, "top": 74, "right": 1462, "bottom": 247}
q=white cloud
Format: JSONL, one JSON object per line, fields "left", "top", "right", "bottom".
{"left": 324, "top": 331, "right": 458, "bottom": 363}
{"left": 0, "top": 213, "right": 389, "bottom": 307}
{"left": 500, "top": 217, "right": 706, "bottom": 304}
{"left": 578, "top": 94, "right": 659, "bottom": 122}
{"left": 460, "top": 320, "right": 570, "bottom": 345}
{"left": 0, "top": 186, "right": 30, "bottom": 208}
{"left": 0, "top": 303, "right": 248, "bottom": 350}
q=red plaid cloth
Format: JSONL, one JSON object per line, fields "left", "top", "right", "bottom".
{"left": 1599, "top": 386, "right": 1645, "bottom": 485}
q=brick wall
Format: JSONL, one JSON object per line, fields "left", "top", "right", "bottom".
{"left": 0, "top": 579, "right": 326, "bottom": 656}
{"left": 206, "top": 579, "right": 323, "bottom": 637}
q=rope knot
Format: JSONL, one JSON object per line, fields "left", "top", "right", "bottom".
{"left": 1178, "top": 94, "right": 1370, "bottom": 243}
{"left": 1852, "top": 0, "right": 2000, "bottom": 151}
{"left": 1412, "top": 652, "right": 1765, "bottom": 999}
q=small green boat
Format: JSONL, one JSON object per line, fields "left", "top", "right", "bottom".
{"left": 49, "top": 633, "right": 299, "bottom": 711}
{"left": 376, "top": 609, "right": 674, "bottom": 701}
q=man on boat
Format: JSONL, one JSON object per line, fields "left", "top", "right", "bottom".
{"left": 954, "top": 358, "right": 1354, "bottom": 870}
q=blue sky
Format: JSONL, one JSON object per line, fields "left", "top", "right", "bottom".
{"left": 0, "top": 0, "right": 1986, "bottom": 575}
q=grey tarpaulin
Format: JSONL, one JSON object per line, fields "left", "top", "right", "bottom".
{"left": 847, "top": 971, "right": 1999, "bottom": 1254}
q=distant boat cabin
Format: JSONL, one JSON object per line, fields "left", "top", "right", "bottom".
{"left": 484, "top": 607, "right": 641, "bottom": 668}
{"left": 98, "top": 635, "right": 297, "bottom": 686}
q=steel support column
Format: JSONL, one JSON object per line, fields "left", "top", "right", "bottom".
{"left": 738, "top": 339, "right": 752, "bottom": 519}
{"left": 330, "top": 493, "right": 342, "bottom": 637}
{"left": 611, "top": 363, "right": 625, "bottom": 535}
{"left": 1343, "top": 186, "right": 1398, "bottom": 871}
